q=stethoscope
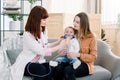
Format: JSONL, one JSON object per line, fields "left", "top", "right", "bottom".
{"left": 27, "top": 62, "right": 52, "bottom": 77}
{"left": 26, "top": 38, "right": 52, "bottom": 77}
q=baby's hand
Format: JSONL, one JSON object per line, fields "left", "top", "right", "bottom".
{"left": 58, "top": 48, "right": 68, "bottom": 56}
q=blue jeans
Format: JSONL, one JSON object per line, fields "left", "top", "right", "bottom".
{"left": 55, "top": 56, "right": 78, "bottom": 64}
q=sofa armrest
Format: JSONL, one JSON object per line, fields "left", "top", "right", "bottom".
{"left": 99, "top": 50, "right": 120, "bottom": 80}
{"left": 100, "top": 49, "right": 120, "bottom": 80}
{"left": 114, "top": 76, "right": 120, "bottom": 80}
{"left": 110, "top": 57, "right": 120, "bottom": 80}
{"left": 97, "top": 40, "right": 120, "bottom": 80}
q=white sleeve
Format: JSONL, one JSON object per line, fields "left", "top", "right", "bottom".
{"left": 42, "top": 29, "right": 48, "bottom": 45}
{"left": 23, "top": 32, "right": 45, "bottom": 56}
{"left": 68, "top": 38, "right": 80, "bottom": 53}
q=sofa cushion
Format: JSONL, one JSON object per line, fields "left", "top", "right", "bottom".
{"left": 76, "top": 65, "right": 111, "bottom": 80}
{"left": 6, "top": 49, "right": 22, "bottom": 65}
{"left": 23, "top": 76, "right": 32, "bottom": 80}
{"left": 5, "top": 39, "right": 112, "bottom": 80}
{"left": 48, "top": 38, "right": 57, "bottom": 43}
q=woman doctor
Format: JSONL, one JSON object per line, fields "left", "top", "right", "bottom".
{"left": 10, "top": 6, "right": 69, "bottom": 80}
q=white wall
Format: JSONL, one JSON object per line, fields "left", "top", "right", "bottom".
{"left": 43, "top": 0, "right": 86, "bottom": 14}
{"left": 102, "top": 0, "right": 120, "bottom": 24}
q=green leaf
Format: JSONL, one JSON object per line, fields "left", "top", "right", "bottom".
{"left": 28, "top": 0, "right": 37, "bottom": 4}
{"left": 18, "top": 16, "right": 23, "bottom": 21}
{"left": 19, "top": 31, "right": 24, "bottom": 36}
{"left": 101, "top": 29, "right": 107, "bottom": 42}
{"left": 101, "top": 34, "right": 105, "bottom": 39}
{"left": 103, "top": 39, "right": 107, "bottom": 41}
{"left": 8, "top": 14, "right": 23, "bottom": 21}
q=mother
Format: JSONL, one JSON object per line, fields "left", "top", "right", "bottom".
{"left": 53, "top": 12, "right": 97, "bottom": 80}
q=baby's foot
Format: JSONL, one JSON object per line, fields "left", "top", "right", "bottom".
{"left": 49, "top": 61, "right": 58, "bottom": 67}
{"left": 73, "top": 60, "right": 81, "bottom": 69}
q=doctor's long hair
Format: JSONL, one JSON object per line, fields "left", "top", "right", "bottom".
{"left": 25, "top": 6, "right": 48, "bottom": 39}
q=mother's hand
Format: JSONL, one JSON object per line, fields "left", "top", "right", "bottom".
{"left": 67, "top": 52, "right": 80, "bottom": 59}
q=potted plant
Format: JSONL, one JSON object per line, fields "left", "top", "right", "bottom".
{"left": 28, "top": 0, "right": 37, "bottom": 4}
{"left": 8, "top": 14, "right": 23, "bottom": 30}
{"left": 18, "top": 31, "right": 24, "bottom": 36}
{"left": 101, "top": 29, "right": 107, "bottom": 41}
{"left": 8, "top": 14, "right": 23, "bottom": 21}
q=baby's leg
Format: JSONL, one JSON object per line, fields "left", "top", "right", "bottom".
{"left": 70, "top": 58, "right": 81, "bottom": 69}
{"left": 49, "top": 61, "right": 58, "bottom": 67}
{"left": 70, "top": 58, "right": 78, "bottom": 64}
{"left": 56, "top": 56, "right": 69, "bottom": 63}
{"left": 49, "top": 57, "right": 69, "bottom": 67}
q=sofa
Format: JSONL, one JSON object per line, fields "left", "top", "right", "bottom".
{"left": 2, "top": 38, "right": 120, "bottom": 80}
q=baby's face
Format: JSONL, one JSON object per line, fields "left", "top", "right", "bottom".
{"left": 65, "top": 27, "right": 74, "bottom": 38}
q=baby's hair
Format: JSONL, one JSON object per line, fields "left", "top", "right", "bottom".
{"left": 65, "top": 26, "right": 78, "bottom": 35}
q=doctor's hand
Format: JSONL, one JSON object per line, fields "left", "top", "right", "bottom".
{"left": 59, "top": 38, "right": 71, "bottom": 49}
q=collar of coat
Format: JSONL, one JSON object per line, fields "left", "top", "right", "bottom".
{"left": 80, "top": 33, "right": 96, "bottom": 39}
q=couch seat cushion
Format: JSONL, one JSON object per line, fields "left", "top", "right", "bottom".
{"left": 76, "top": 65, "right": 111, "bottom": 80}
{"left": 23, "top": 76, "right": 32, "bottom": 80}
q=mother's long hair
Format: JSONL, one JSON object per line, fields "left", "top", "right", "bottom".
{"left": 75, "top": 12, "right": 91, "bottom": 37}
